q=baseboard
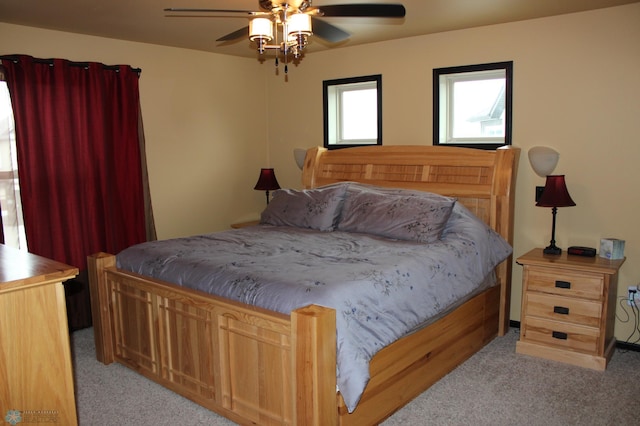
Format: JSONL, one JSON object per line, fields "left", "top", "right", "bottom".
{"left": 508, "top": 320, "right": 640, "bottom": 352}
{"left": 616, "top": 341, "right": 640, "bottom": 352}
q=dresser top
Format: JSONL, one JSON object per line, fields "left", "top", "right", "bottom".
{"left": 0, "top": 244, "right": 78, "bottom": 292}
{"left": 516, "top": 248, "right": 625, "bottom": 275}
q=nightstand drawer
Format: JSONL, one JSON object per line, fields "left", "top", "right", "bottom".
{"left": 523, "top": 316, "right": 599, "bottom": 354}
{"left": 524, "top": 293, "right": 602, "bottom": 327}
{"left": 526, "top": 268, "right": 603, "bottom": 300}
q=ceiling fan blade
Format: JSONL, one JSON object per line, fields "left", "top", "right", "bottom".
{"left": 164, "top": 8, "right": 256, "bottom": 14}
{"left": 217, "top": 26, "right": 249, "bottom": 42}
{"left": 314, "top": 4, "right": 406, "bottom": 18}
{"left": 311, "top": 18, "right": 350, "bottom": 43}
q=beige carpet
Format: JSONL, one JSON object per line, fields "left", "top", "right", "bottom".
{"left": 71, "top": 327, "right": 639, "bottom": 425}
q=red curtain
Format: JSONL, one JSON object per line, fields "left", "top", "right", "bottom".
{"left": 1, "top": 55, "right": 147, "bottom": 269}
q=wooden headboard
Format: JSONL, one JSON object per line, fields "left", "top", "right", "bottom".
{"left": 302, "top": 145, "right": 520, "bottom": 334}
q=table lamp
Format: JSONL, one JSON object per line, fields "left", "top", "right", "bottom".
{"left": 254, "top": 168, "right": 280, "bottom": 205}
{"left": 536, "top": 175, "right": 576, "bottom": 255}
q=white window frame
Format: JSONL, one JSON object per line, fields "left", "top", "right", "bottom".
{"left": 323, "top": 74, "right": 382, "bottom": 149}
{"left": 433, "top": 62, "right": 513, "bottom": 149}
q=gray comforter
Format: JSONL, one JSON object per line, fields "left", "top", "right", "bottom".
{"left": 117, "top": 202, "right": 512, "bottom": 412}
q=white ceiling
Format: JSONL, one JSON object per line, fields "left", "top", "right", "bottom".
{"left": 1, "top": 0, "right": 636, "bottom": 58}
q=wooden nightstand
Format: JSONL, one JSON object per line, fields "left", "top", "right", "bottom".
{"left": 516, "top": 248, "right": 625, "bottom": 370}
{"left": 230, "top": 220, "right": 260, "bottom": 229}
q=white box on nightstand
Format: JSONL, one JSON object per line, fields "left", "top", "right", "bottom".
{"left": 599, "top": 238, "right": 625, "bottom": 260}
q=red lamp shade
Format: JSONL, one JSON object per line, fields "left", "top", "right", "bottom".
{"left": 536, "top": 175, "right": 576, "bottom": 208}
{"left": 254, "top": 168, "right": 280, "bottom": 205}
{"left": 254, "top": 168, "right": 280, "bottom": 191}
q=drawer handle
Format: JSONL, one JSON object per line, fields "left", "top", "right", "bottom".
{"left": 552, "top": 331, "right": 568, "bottom": 340}
{"left": 553, "top": 306, "right": 570, "bottom": 315}
{"left": 555, "top": 280, "right": 571, "bottom": 289}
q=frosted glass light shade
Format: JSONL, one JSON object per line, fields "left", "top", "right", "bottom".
{"left": 528, "top": 146, "right": 559, "bottom": 177}
{"left": 249, "top": 18, "right": 273, "bottom": 41}
{"left": 293, "top": 148, "right": 306, "bottom": 170}
{"left": 287, "top": 13, "right": 312, "bottom": 36}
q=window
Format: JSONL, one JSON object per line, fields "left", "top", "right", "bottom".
{"left": 433, "top": 62, "right": 513, "bottom": 149}
{"left": 323, "top": 74, "right": 382, "bottom": 149}
{"left": 0, "top": 81, "right": 27, "bottom": 249}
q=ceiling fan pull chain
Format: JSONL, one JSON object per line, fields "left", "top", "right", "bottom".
{"left": 275, "top": 56, "right": 279, "bottom": 68}
{"left": 285, "top": 64, "right": 288, "bottom": 74}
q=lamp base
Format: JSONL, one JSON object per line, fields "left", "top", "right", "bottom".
{"left": 543, "top": 245, "right": 562, "bottom": 255}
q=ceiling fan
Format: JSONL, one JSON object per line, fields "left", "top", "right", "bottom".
{"left": 165, "top": 1, "right": 406, "bottom": 71}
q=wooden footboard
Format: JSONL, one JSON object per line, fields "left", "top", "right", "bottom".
{"left": 89, "top": 253, "right": 502, "bottom": 426}
{"left": 88, "top": 253, "right": 337, "bottom": 426}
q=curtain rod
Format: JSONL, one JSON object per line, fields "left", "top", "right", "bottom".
{"left": 0, "top": 55, "right": 142, "bottom": 76}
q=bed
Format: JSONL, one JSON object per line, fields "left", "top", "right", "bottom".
{"left": 88, "top": 144, "right": 520, "bottom": 426}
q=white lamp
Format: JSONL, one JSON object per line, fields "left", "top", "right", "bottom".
{"left": 293, "top": 148, "right": 306, "bottom": 170}
{"left": 528, "top": 146, "right": 559, "bottom": 177}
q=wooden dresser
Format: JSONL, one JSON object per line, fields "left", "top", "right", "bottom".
{"left": 516, "top": 248, "right": 625, "bottom": 370}
{"left": 0, "top": 245, "right": 79, "bottom": 425}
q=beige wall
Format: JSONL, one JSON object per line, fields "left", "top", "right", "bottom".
{"left": 264, "top": 4, "right": 640, "bottom": 339}
{"left": 0, "top": 23, "right": 269, "bottom": 239}
{"left": 1, "top": 3, "right": 639, "bottom": 339}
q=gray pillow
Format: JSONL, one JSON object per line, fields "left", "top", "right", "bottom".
{"left": 337, "top": 184, "right": 456, "bottom": 243}
{"left": 260, "top": 184, "right": 348, "bottom": 231}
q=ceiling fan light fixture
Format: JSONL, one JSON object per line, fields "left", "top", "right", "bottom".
{"left": 287, "top": 13, "right": 312, "bottom": 37}
{"left": 249, "top": 17, "right": 273, "bottom": 42}
{"left": 286, "top": 13, "right": 312, "bottom": 58}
